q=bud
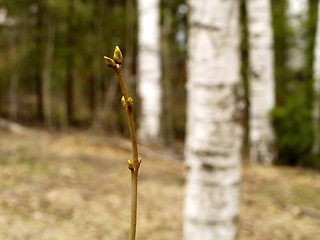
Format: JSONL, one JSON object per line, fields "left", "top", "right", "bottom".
{"left": 103, "top": 56, "right": 116, "bottom": 68}
{"left": 121, "top": 96, "right": 126, "bottom": 109}
{"left": 113, "top": 46, "right": 123, "bottom": 64}
{"left": 127, "top": 160, "right": 134, "bottom": 170}
{"left": 127, "top": 97, "right": 134, "bottom": 108}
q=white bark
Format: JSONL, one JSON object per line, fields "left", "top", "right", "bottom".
{"left": 137, "top": 0, "right": 162, "bottom": 142}
{"left": 247, "top": 0, "right": 275, "bottom": 165}
{"left": 312, "top": 1, "right": 320, "bottom": 154}
{"left": 0, "top": 8, "right": 15, "bottom": 26}
{"left": 286, "top": 0, "right": 308, "bottom": 70}
{"left": 0, "top": 8, "right": 6, "bottom": 25}
{"left": 184, "top": 1, "right": 243, "bottom": 239}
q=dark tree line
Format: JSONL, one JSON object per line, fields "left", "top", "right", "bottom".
{"left": 1, "top": 0, "right": 320, "bottom": 168}
{"left": 0, "top": 0, "right": 186, "bottom": 137}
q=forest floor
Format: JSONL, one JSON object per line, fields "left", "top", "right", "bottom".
{"left": 0, "top": 126, "right": 319, "bottom": 240}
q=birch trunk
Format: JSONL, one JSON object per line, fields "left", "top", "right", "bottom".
{"left": 247, "top": 0, "right": 275, "bottom": 165}
{"left": 137, "top": 0, "right": 162, "bottom": 142}
{"left": 312, "top": 0, "right": 320, "bottom": 154}
{"left": 184, "top": 1, "right": 243, "bottom": 239}
{"left": 286, "top": 0, "right": 308, "bottom": 70}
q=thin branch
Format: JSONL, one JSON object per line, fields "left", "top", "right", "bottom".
{"left": 104, "top": 46, "right": 141, "bottom": 240}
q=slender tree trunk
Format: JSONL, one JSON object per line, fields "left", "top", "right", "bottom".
{"left": 125, "top": 0, "right": 136, "bottom": 85}
{"left": 240, "top": 0, "right": 250, "bottom": 161}
{"left": 161, "top": 9, "right": 174, "bottom": 144}
{"left": 35, "top": 0, "right": 45, "bottom": 122}
{"left": 9, "top": 71, "right": 19, "bottom": 120}
{"left": 66, "top": 64, "right": 74, "bottom": 125}
{"left": 162, "top": 8, "right": 174, "bottom": 144}
{"left": 89, "top": 0, "right": 104, "bottom": 127}
{"left": 42, "top": 16, "right": 55, "bottom": 128}
{"left": 89, "top": 64, "right": 97, "bottom": 123}
{"left": 286, "top": 0, "right": 308, "bottom": 71}
{"left": 247, "top": 0, "right": 275, "bottom": 165}
{"left": 66, "top": 0, "right": 75, "bottom": 125}
{"left": 313, "top": 0, "right": 320, "bottom": 154}
{"left": 8, "top": 30, "right": 19, "bottom": 120}
{"left": 137, "top": 0, "right": 162, "bottom": 143}
{"left": 184, "top": 1, "right": 243, "bottom": 239}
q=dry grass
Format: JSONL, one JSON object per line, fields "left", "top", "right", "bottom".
{"left": 0, "top": 128, "right": 319, "bottom": 239}
{"left": 240, "top": 166, "right": 320, "bottom": 240}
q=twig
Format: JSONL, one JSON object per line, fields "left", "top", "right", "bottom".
{"left": 104, "top": 46, "right": 141, "bottom": 240}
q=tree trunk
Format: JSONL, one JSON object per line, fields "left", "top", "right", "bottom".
{"left": 161, "top": 9, "right": 174, "bottom": 144}
{"left": 42, "top": 16, "right": 55, "bottom": 128}
{"left": 247, "top": 0, "right": 275, "bottom": 165}
{"left": 35, "top": 0, "right": 44, "bottom": 122}
{"left": 125, "top": 0, "right": 136, "bottom": 86}
{"left": 184, "top": 1, "right": 243, "bottom": 239}
{"left": 313, "top": 0, "right": 320, "bottom": 154}
{"left": 66, "top": 63, "right": 74, "bottom": 125}
{"left": 66, "top": 0, "right": 75, "bottom": 125}
{"left": 137, "top": 0, "right": 162, "bottom": 143}
{"left": 8, "top": 30, "right": 19, "bottom": 120}
{"left": 286, "top": 0, "right": 308, "bottom": 71}
{"left": 9, "top": 71, "right": 19, "bottom": 121}
{"left": 89, "top": 0, "right": 105, "bottom": 127}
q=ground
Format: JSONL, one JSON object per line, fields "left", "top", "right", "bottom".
{"left": 0, "top": 127, "right": 319, "bottom": 240}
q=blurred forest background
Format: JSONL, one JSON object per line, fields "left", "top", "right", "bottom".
{"left": 1, "top": 1, "right": 320, "bottom": 239}
{"left": 0, "top": 0, "right": 319, "bottom": 169}
{"left": 0, "top": 0, "right": 187, "bottom": 140}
